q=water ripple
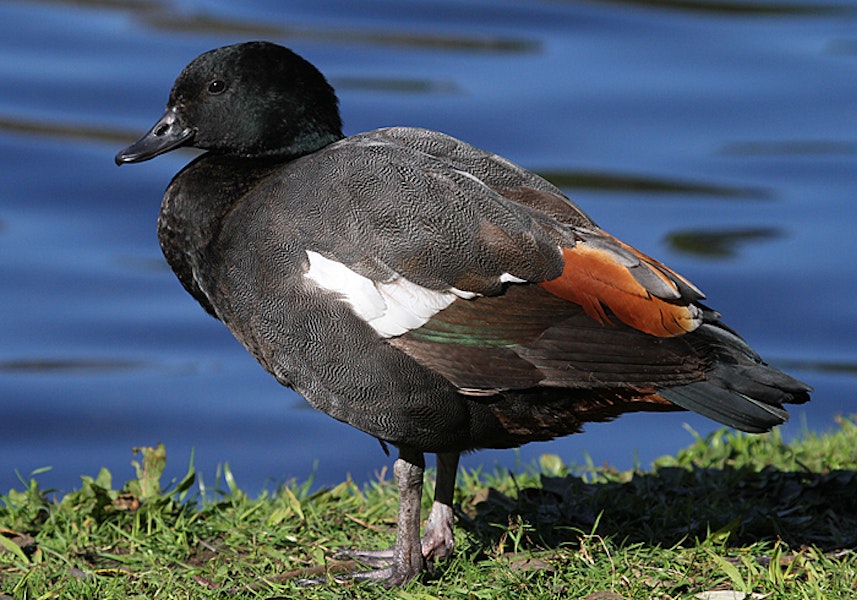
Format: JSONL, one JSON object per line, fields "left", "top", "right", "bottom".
{"left": 666, "top": 227, "right": 783, "bottom": 258}
{"left": 585, "top": 0, "right": 852, "bottom": 16}
{"left": 144, "top": 14, "right": 538, "bottom": 52}
{"left": 538, "top": 170, "right": 768, "bottom": 199}
{"left": 0, "top": 358, "right": 149, "bottom": 374}
{"left": 0, "top": 114, "right": 138, "bottom": 145}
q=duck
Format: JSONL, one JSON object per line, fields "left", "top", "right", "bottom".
{"left": 115, "top": 41, "right": 811, "bottom": 586}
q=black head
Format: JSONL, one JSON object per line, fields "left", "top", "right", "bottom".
{"left": 115, "top": 41, "right": 344, "bottom": 165}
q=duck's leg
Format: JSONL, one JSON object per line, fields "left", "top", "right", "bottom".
{"left": 349, "top": 449, "right": 426, "bottom": 586}
{"left": 335, "top": 451, "right": 459, "bottom": 585}
{"left": 421, "top": 452, "right": 459, "bottom": 564}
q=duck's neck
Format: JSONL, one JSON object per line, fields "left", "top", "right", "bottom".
{"left": 267, "top": 130, "right": 345, "bottom": 161}
{"left": 220, "top": 129, "right": 342, "bottom": 162}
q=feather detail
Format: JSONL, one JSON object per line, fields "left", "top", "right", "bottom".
{"left": 538, "top": 233, "right": 703, "bottom": 338}
{"left": 304, "top": 250, "right": 470, "bottom": 337}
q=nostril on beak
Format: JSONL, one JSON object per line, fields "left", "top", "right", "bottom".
{"left": 155, "top": 124, "right": 169, "bottom": 137}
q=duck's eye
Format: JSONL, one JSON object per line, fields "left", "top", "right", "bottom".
{"left": 208, "top": 79, "right": 226, "bottom": 95}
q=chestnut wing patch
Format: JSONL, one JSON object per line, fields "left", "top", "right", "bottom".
{"left": 539, "top": 230, "right": 705, "bottom": 338}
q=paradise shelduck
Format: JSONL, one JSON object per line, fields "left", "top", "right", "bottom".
{"left": 115, "top": 41, "right": 811, "bottom": 586}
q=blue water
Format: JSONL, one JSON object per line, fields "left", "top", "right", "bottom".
{"left": 1, "top": 0, "right": 855, "bottom": 496}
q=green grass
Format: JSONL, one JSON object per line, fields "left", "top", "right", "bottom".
{"left": 2, "top": 417, "right": 856, "bottom": 599}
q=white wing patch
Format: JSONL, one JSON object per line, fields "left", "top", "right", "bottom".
{"left": 303, "top": 251, "right": 475, "bottom": 338}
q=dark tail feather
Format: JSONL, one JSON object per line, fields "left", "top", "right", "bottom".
{"left": 659, "top": 323, "right": 811, "bottom": 433}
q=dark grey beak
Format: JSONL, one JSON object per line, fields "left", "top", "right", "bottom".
{"left": 115, "top": 107, "right": 195, "bottom": 165}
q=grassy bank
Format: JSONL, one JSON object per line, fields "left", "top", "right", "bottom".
{"left": 2, "top": 417, "right": 856, "bottom": 599}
